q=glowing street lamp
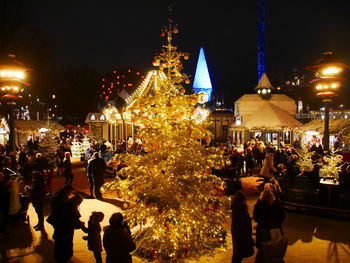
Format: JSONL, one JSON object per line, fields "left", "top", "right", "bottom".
{"left": 0, "top": 55, "right": 30, "bottom": 151}
{"left": 306, "top": 51, "right": 349, "bottom": 151}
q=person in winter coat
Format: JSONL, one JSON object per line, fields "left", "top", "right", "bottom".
{"left": 18, "top": 148, "right": 27, "bottom": 168}
{"left": 231, "top": 191, "right": 254, "bottom": 263}
{"left": 84, "top": 211, "right": 105, "bottom": 263}
{"left": 52, "top": 194, "right": 87, "bottom": 263}
{"left": 32, "top": 153, "right": 47, "bottom": 173}
{"left": 87, "top": 152, "right": 106, "bottom": 199}
{"left": 51, "top": 185, "right": 74, "bottom": 211}
{"left": 259, "top": 153, "right": 277, "bottom": 191}
{"left": 47, "top": 185, "right": 74, "bottom": 228}
{"left": 103, "top": 212, "right": 136, "bottom": 263}
{"left": 0, "top": 172, "right": 10, "bottom": 237}
{"left": 253, "top": 190, "right": 286, "bottom": 262}
{"left": 244, "top": 147, "right": 255, "bottom": 177}
{"left": 63, "top": 152, "right": 73, "bottom": 185}
{"left": 31, "top": 171, "right": 46, "bottom": 231}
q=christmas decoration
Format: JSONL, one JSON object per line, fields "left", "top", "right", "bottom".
{"left": 81, "top": 136, "right": 91, "bottom": 153}
{"left": 38, "top": 131, "right": 58, "bottom": 168}
{"left": 103, "top": 26, "right": 227, "bottom": 262}
{"left": 71, "top": 139, "right": 82, "bottom": 158}
{"left": 296, "top": 149, "right": 314, "bottom": 172}
{"left": 319, "top": 149, "right": 343, "bottom": 178}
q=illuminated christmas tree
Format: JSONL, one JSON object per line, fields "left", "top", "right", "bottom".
{"left": 104, "top": 25, "right": 227, "bottom": 262}
{"left": 81, "top": 136, "right": 91, "bottom": 153}
{"left": 38, "top": 128, "right": 59, "bottom": 168}
{"left": 71, "top": 139, "right": 82, "bottom": 158}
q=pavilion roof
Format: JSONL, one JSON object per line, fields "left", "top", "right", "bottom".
{"left": 234, "top": 100, "right": 302, "bottom": 130}
{"left": 296, "top": 119, "right": 350, "bottom": 135}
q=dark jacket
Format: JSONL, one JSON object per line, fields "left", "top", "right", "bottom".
{"left": 51, "top": 189, "right": 70, "bottom": 212}
{"left": 30, "top": 173, "right": 46, "bottom": 207}
{"left": 88, "top": 157, "right": 106, "bottom": 183}
{"left": 253, "top": 199, "right": 285, "bottom": 248}
{"left": 33, "top": 157, "right": 47, "bottom": 172}
{"left": 47, "top": 189, "right": 70, "bottom": 227}
{"left": 0, "top": 181, "right": 10, "bottom": 213}
{"left": 52, "top": 200, "right": 84, "bottom": 262}
{"left": 231, "top": 208, "right": 254, "bottom": 258}
{"left": 63, "top": 158, "right": 72, "bottom": 178}
{"left": 87, "top": 222, "right": 103, "bottom": 252}
{"left": 245, "top": 151, "right": 255, "bottom": 169}
{"left": 103, "top": 226, "right": 136, "bottom": 263}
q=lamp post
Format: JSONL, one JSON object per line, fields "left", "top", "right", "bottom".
{"left": 0, "top": 55, "right": 29, "bottom": 152}
{"left": 306, "top": 51, "right": 349, "bottom": 151}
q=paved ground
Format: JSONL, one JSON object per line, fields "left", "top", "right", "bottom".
{"left": 1, "top": 159, "right": 350, "bottom": 263}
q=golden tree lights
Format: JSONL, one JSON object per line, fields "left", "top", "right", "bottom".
{"left": 103, "top": 26, "right": 228, "bottom": 262}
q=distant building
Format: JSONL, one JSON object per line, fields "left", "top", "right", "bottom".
{"left": 231, "top": 73, "right": 302, "bottom": 146}
{"left": 87, "top": 71, "right": 160, "bottom": 144}
{"left": 207, "top": 108, "right": 234, "bottom": 139}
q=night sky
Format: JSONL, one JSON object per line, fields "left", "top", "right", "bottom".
{"left": 2, "top": 0, "right": 350, "bottom": 122}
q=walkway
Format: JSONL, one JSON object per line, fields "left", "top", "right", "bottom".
{"left": 1, "top": 159, "right": 349, "bottom": 262}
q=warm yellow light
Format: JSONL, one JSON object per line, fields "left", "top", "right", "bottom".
{"left": 322, "top": 66, "right": 342, "bottom": 76}
{"left": 331, "top": 83, "right": 338, "bottom": 88}
{"left": 262, "top": 89, "right": 267, "bottom": 94}
{"left": 0, "top": 70, "right": 25, "bottom": 80}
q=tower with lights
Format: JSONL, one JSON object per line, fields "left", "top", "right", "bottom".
{"left": 255, "top": 72, "right": 274, "bottom": 99}
{"left": 192, "top": 47, "right": 213, "bottom": 104}
{"left": 257, "top": 0, "right": 266, "bottom": 81}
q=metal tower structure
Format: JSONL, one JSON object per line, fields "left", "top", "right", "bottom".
{"left": 257, "top": 0, "right": 266, "bottom": 81}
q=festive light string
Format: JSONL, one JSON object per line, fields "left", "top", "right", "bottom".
{"left": 103, "top": 26, "right": 228, "bottom": 262}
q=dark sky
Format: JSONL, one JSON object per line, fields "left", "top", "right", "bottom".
{"left": 2, "top": 0, "right": 350, "bottom": 121}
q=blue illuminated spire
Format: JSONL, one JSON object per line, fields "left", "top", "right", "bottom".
{"left": 193, "top": 47, "right": 212, "bottom": 103}
{"left": 257, "top": 0, "right": 266, "bottom": 81}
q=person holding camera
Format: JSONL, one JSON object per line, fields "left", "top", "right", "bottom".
{"left": 103, "top": 212, "right": 136, "bottom": 263}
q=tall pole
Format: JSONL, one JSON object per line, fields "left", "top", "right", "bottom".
{"left": 257, "top": 0, "right": 266, "bottom": 81}
{"left": 323, "top": 99, "right": 331, "bottom": 151}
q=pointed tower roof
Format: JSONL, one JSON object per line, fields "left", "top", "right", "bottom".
{"left": 256, "top": 73, "right": 273, "bottom": 90}
{"left": 193, "top": 47, "right": 212, "bottom": 97}
{"left": 255, "top": 72, "right": 274, "bottom": 99}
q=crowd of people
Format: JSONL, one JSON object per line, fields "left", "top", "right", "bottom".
{"left": 2, "top": 133, "right": 350, "bottom": 263}
{"left": 0, "top": 135, "right": 136, "bottom": 263}
{"left": 216, "top": 136, "right": 350, "bottom": 197}
{"left": 231, "top": 189, "right": 287, "bottom": 263}
{"left": 46, "top": 186, "right": 135, "bottom": 263}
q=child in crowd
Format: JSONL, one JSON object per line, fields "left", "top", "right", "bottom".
{"left": 83, "top": 211, "right": 105, "bottom": 263}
